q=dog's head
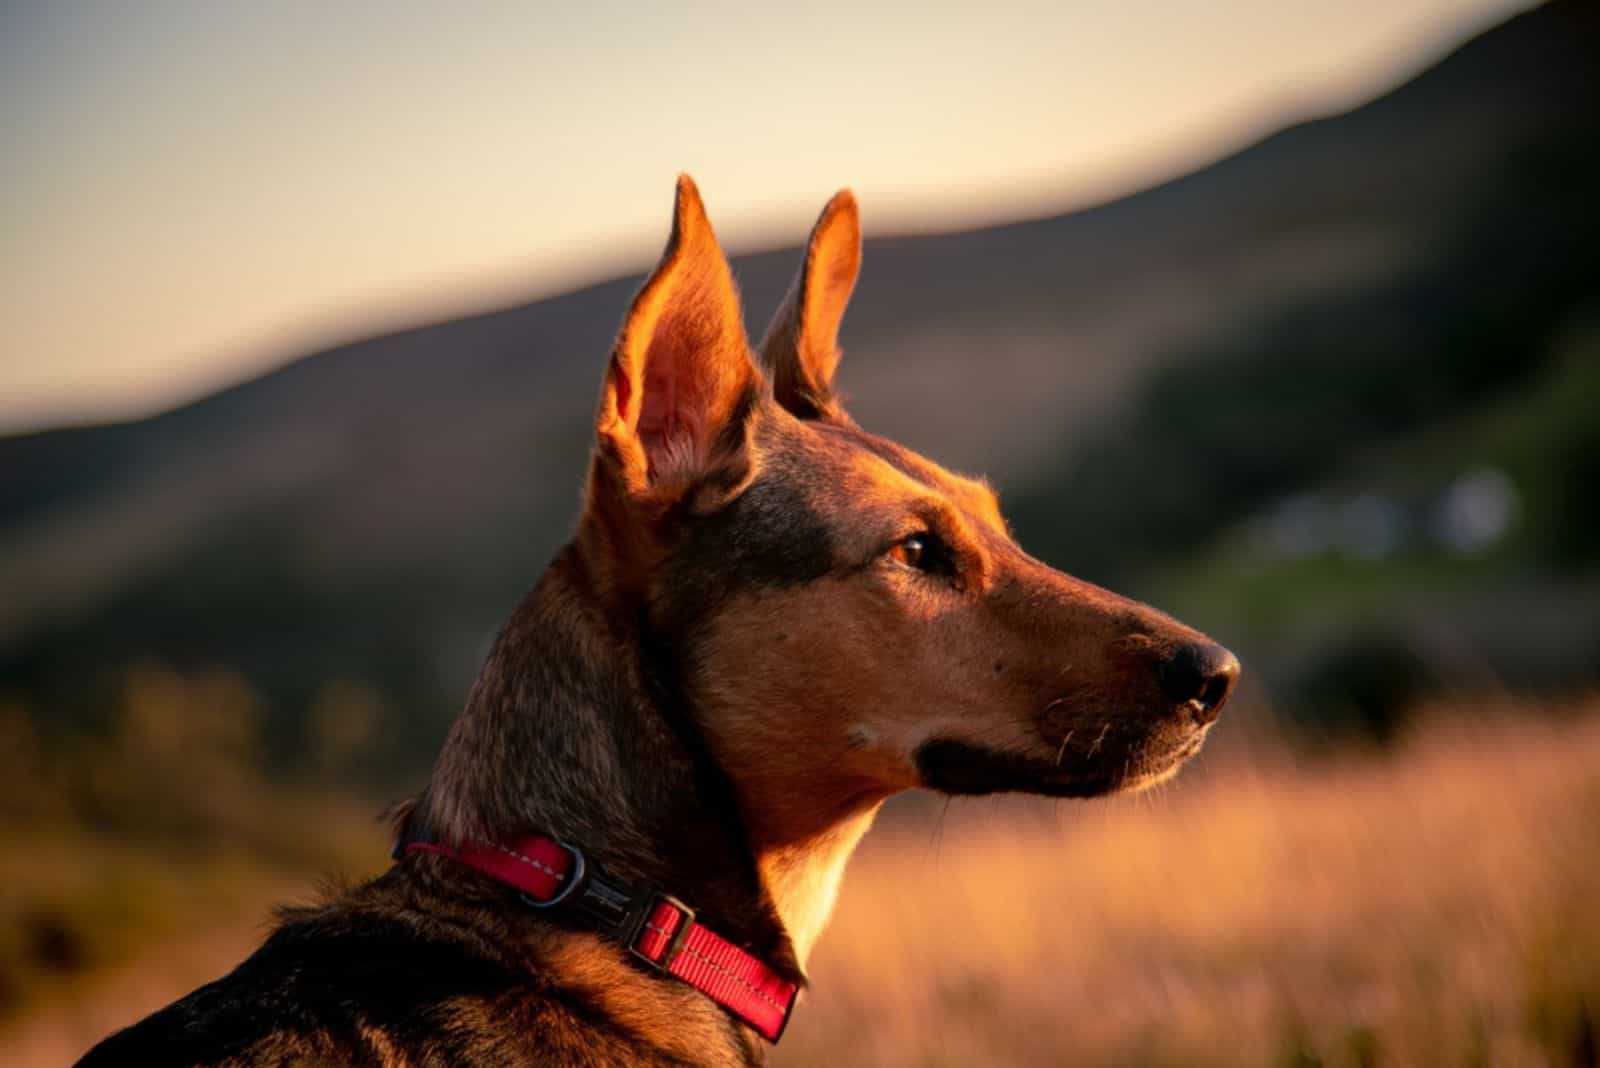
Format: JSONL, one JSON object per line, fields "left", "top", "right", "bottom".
{"left": 580, "top": 178, "right": 1237, "bottom": 841}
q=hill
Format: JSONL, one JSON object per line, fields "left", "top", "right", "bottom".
{"left": 2, "top": 1, "right": 1596, "bottom": 776}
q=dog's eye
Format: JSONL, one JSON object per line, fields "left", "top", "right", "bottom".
{"left": 890, "top": 532, "right": 946, "bottom": 573}
{"left": 891, "top": 534, "right": 927, "bottom": 569}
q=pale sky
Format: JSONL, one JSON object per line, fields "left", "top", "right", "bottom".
{"left": 1, "top": 0, "right": 1528, "bottom": 433}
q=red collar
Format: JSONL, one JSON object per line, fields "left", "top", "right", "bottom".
{"left": 400, "top": 833, "right": 797, "bottom": 1042}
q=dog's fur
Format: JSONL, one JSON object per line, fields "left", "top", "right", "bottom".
{"left": 78, "top": 178, "right": 1237, "bottom": 1067}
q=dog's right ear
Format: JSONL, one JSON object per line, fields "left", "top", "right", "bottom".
{"left": 594, "top": 176, "right": 759, "bottom": 504}
{"left": 758, "top": 190, "right": 861, "bottom": 420}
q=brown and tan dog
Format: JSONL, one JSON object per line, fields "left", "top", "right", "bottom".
{"left": 78, "top": 177, "right": 1237, "bottom": 1066}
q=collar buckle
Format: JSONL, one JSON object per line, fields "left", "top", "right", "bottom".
{"left": 627, "top": 893, "right": 695, "bottom": 972}
{"left": 400, "top": 831, "right": 792, "bottom": 1041}
{"left": 529, "top": 845, "right": 695, "bottom": 972}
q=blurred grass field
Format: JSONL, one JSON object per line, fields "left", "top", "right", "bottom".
{"left": 4, "top": 697, "right": 1598, "bottom": 1066}
{"left": 783, "top": 702, "right": 1600, "bottom": 1067}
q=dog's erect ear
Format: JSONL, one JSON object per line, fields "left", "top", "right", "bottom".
{"left": 596, "top": 176, "right": 759, "bottom": 499}
{"left": 758, "top": 190, "right": 861, "bottom": 420}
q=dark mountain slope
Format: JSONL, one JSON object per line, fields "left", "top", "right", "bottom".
{"left": 2, "top": 2, "right": 1594, "bottom": 776}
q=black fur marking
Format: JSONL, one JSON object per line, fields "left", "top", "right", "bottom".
{"left": 912, "top": 738, "right": 1119, "bottom": 798}
{"left": 665, "top": 465, "right": 840, "bottom": 604}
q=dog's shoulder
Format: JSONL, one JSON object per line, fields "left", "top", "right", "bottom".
{"left": 74, "top": 903, "right": 500, "bottom": 1066}
{"left": 75, "top": 896, "right": 700, "bottom": 1067}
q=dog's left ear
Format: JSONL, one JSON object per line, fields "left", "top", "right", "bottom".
{"left": 759, "top": 190, "right": 861, "bottom": 420}
{"left": 595, "top": 176, "right": 760, "bottom": 502}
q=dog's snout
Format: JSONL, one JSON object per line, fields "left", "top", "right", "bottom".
{"left": 1158, "top": 640, "right": 1239, "bottom": 724}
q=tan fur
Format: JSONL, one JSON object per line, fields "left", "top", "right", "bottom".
{"left": 355, "top": 1024, "right": 412, "bottom": 1068}
{"left": 757, "top": 807, "right": 881, "bottom": 966}
{"left": 511, "top": 937, "right": 744, "bottom": 1067}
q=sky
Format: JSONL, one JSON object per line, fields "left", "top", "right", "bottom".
{"left": 1, "top": 0, "right": 1530, "bottom": 434}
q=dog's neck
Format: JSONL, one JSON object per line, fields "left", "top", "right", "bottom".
{"left": 409, "top": 542, "right": 875, "bottom": 984}
{"left": 753, "top": 806, "right": 880, "bottom": 965}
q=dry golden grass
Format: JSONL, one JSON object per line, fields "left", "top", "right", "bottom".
{"left": 4, "top": 704, "right": 1597, "bottom": 1066}
{"left": 778, "top": 704, "right": 1600, "bottom": 1066}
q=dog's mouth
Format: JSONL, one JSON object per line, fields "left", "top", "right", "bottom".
{"left": 913, "top": 717, "right": 1209, "bottom": 798}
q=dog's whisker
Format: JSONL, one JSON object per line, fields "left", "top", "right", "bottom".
{"left": 1054, "top": 729, "right": 1075, "bottom": 769}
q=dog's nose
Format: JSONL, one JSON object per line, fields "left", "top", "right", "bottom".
{"left": 1158, "top": 640, "right": 1239, "bottom": 725}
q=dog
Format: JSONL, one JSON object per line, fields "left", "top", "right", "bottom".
{"left": 78, "top": 177, "right": 1238, "bottom": 1066}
